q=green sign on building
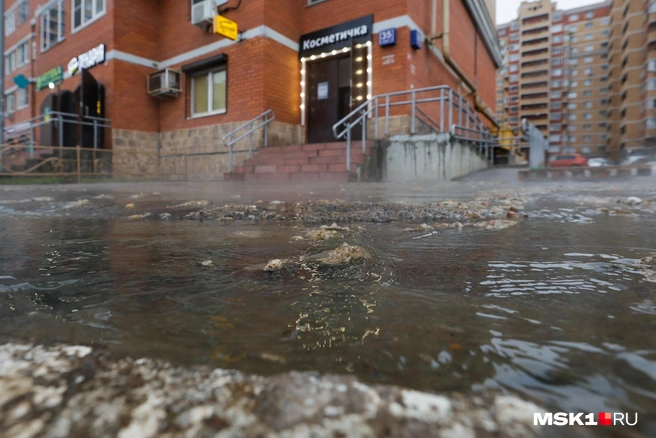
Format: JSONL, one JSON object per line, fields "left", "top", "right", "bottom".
{"left": 36, "top": 66, "right": 64, "bottom": 90}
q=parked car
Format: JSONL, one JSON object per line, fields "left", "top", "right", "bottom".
{"left": 620, "top": 155, "right": 649, "bottom": 166}
{"left": 548, "top": 153, "right": 589, "bottom": 168}
{"left": 588, "top": 158, "right": 612, "bottom": 167}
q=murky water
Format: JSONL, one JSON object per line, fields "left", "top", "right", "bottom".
{"left": 2, "top": 188, "right": 656, "bottom": 423}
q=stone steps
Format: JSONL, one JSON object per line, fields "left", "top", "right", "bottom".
{"left": 225, "top": 142, "right": 373, "bottom": 183}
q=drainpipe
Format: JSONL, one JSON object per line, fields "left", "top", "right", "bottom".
{"left": 429, "top": 0, "right": 498, "bottom": 128}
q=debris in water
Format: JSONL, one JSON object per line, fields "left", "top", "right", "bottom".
{"left": 320, "top": 222, "right": 350, "bottom": 232}
{"left": 93, "top": 194, "right": 113, "bottom": 200}
{"left": 129, "top": 193, "right": 145, "bottom": 199}
{"left": 403, "top": 223, "right": 434, "bottom": 233}
{"left": 201, "top": 260, "right": 214, "bottom": 267}
{"left": 127, "top": 213, "right": 151, "bottom": 220}
{"left": 638, "top": 254, "right": 656, "bottom": 266}
{"left": 169, "top": 200, "right": 210, "bottom": 208}
{"left": 218, "top": 216, "right": 234, "bottom": 221}
{"left": 269, "top": 200, "right": 283, "bottom": 206}
{"left": 507, "top": 210, "right": 519, "bottom": 219}
{"left": 433, "top": 222, "right": 463, "bottom": 230}
{"left": 248, "top": 352, "right": 287, "bottom": 364}
{"left": 159, "top": 213, "right": 172, "bottom": 220}
{"left": 306, "top": 229, "right": 336, "bottom": 242}
{"left": 185, "top": 211, "right": 204, "bottom": 220}
{"left": 64, "top": 199, "right": 90, "bottom": 209}
{"left": 32, "top": 197, "right": 54, "bottom": 202}
{"left": 290, "top": 236, "right": 305, "bottom": 242}
{"left": 473, "top": 220, "right": 519, "bottom": 230}
{"left": 125, "top": 203, "right": 135, "bottom": 209}
{"left": 320, "top": 243, "right": 367, "bottom": 265}
{"left": 264, "top": 259, "right": 283, "bottom": 272}
{"left": 626, "top": 196, "right": 643, "bottom": 205}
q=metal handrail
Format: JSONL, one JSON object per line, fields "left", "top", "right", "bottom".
{"left": 3, "top": 111, "right": 112, "bottom": 149}
{"left": 222, "top": 109, "right": 275, "bottom": 172}
{"left": 332, "top": 86, "right": 492, "bottom": 172}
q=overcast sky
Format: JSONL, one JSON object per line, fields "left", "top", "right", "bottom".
{"left": 497, "top": 0, "right": 604, "bottom": 25}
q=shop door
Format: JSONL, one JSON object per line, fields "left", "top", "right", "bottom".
{"left": 76, "top": 69, "right": 106, "bottom": 148}
{"left": 307, "top": 57, "right": 341, "bottom": 144}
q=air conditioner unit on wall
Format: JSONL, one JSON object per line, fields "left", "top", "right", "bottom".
{"left": 148, "top": 69, "right": 182, "bottom": 99}
{"left": 191, "top": 0, "right": 228, "bottom": 27}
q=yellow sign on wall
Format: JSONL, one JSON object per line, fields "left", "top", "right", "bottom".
{"left": 214, "top": 15, "right": 238, "bottom": 40}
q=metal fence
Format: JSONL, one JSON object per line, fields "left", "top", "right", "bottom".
{"left": 0, "top": 144, "right": 112, "bottom": 182}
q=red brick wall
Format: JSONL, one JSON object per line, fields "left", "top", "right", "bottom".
{"left": 114, "top": 0, "right": 160, "bottom": 60}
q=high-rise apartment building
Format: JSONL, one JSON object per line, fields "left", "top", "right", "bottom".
{"left": 607, "top": 0, "right": 656, "bottom": 158}
{"left": 497, "top": 0, "right": 612, "bottom": 157}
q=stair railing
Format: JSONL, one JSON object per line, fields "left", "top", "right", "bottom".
{"left": 222, "top": 109, "right": 275, "bottom": 172}
{"left": 332, "top": 86, "right": 494, "bottom": 171}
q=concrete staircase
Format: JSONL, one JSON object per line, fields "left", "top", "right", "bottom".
{"left": 224, "top": 142, "right": 373, "bottom": 183}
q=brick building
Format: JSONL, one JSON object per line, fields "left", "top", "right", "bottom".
{"left": 496, "top": 0, "right": 611, "bottom": 157}
{"left": 3, "top": 0, "right": 500, "bottom": 179}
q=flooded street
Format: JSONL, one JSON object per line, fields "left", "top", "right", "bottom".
{"left": 2, "top": 170, "right": 656, "bottom": 435}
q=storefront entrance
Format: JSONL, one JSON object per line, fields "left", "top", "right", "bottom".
{"left": 307, "top": 56, "right": 351, "bottom": 144}
{"left": 299, "top": 15, "right": 373, "bottom": 144}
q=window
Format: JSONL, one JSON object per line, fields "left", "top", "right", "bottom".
{"left": 585, "top": 33, "right": 594, "bottom": 40}
{"left": 17, "top": 88, "right": 28, "bottom": 109}
{"left": 569, "top": 14, "right": 579, "bottom": 22}
{"left": 509, "top": 65, "right": 518, "bottom": 72}
{"left": 510, "top": 21, "right": 519, "bottom": 31}
{"left": 551, "top": 113, "right": 562, "bottom": 120}
{"left": 72, "top": 0, "right": 106, "bottom": 32}
{"left": 570, "top": 69, "right": 578, "bottom": 76}
{"left": 5, "top": 91, "right": 14, "bottom": 113}
{"left": 585, "top": 11, "right": 594, "bottom": 19}
{"left": 584, "top": 45, "right": 594, "bottom": 52}
{"left": 647, "top": 118, "right": 656, "bottom": 129}
{"left": 569, "top": 24, "right": 578, "bottom": 32}
{"left": 584, "top": 102, "right": 593, "bottom": 108}
{"left": 585, "top": 22, "right": 593, "bottom": 28}
{"left": 16, "top": 40, "right": 29, "bottom": 67}
{"left": 599, "top": 110, "right": 607, "bottom": 117}
{"left": 509, "top": 54, "right": 519, "bottom": 62}
{"left": 553, "top": 11, "right": 563, "bottom": 21}
{"left": 551, "top": 124, "right": 562, "bottom": 132}
{"left": 601, "top": 29, "right": 609, "bottom": 36}
{"left": 584, "top": 68, "right": 593, "bottom": 75}
{"left": 499, "top": 29, "right": 506, "bottom": 37}
{"left": 4, "top": 9, "right": 16, "bottom": 36}
{"left": 551, "top": 102, "right": 562, "bottom": 109}
{"left": 583, "top": 136, "right": 591, "bottom": 142}
{"left": 551, "top": 91, "right": 561, "bottom": 98}
{"left": 553, "top": 47, "right": 563, "bottom": 55}
{"left": 552, "top": 80, "right": 561, "bottom": 88}
{"left": 600, "top": 87, "right": 608, "bottom": 94}
{"left": 552, "top": 69, "right": 563, "bottom": 77}
{"left": 191, "top": 68, "right": 227, "bottom": 117}
{"left": 510, "top": 33, "right": 519, "bottom": 42}
{"left": 584, "top": 79, "right": 593, "bottom": 86}
{"left": 571, "top": 47, "right": 579, "bottom": 54}
{"left": 17, "top": 0, "right": 29, "bottom": 26}
{"left": 4, "top": 52, "right": 15, "bottom": 75}
{"left": 553, "top": 36, "right": 563, "bottom": 44}
{"left": 552, "top": 24, "right": 563, "bottom": 33}
{"left": 601, "top": 16, "right": 610, "bottom": 25}
{"left": 584, "top": 90, "right": 593, "bottom": 97}
{"left": 41, "top": 0, "right": 65, "bottom": 52}
{"left": 568, "top": 92, "right": 577, "bottom": 98}
{"left": 583, "top": 124, "right": 592, "bottom": 130}
{"left": 568, "top": 103, "right": 577, "bottom": 110}
{"left": 509, "top": 75, "right": 518, "bottom": 83}
{"left": 570, "top": 58, "right": 578, "bottom": 66}
{"left": 571, "top": 36, "right": 578, "bottom": 43}
{"left": 552, "top": 58, "right": 563, "bottom": 65}
{"left": 568, "top": 114, "right": 577, "bottom": 120}
{"left": 549, "top": 134, "right": 561, "bottom": 142}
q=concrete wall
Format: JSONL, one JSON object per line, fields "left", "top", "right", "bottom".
{"left": 379, "top": 133, "right": 489, "bottom": 182}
